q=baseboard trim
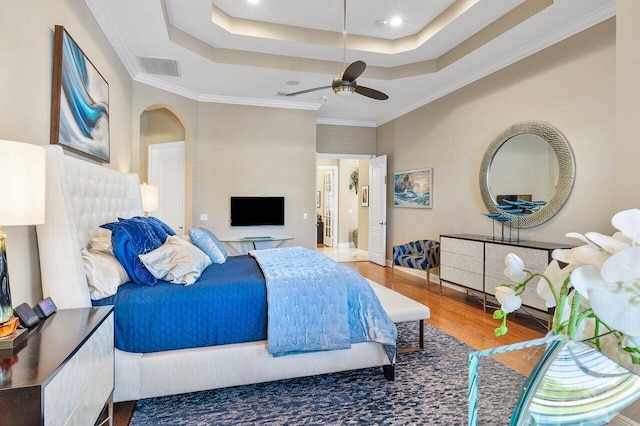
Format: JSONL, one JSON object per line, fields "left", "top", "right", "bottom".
{"left": 357, "top": 249, "right": 369, "bottom": 258}
{"left": 338, "top": 242, "right": 355, "bottom": 249}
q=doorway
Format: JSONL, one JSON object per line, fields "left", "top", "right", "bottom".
{"left": 316, "top": 155, "right": 372, "bottom": 262}
{"left": 148, "top": 141, "right": 185, "bottom": 234}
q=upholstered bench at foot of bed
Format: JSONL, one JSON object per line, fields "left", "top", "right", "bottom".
{"left": 367, "top": 279, "right": 430, "bottom": 354}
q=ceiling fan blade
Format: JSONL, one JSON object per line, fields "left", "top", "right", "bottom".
{"left": 342, "top": 61, "right": 366, "bottom": 82}
{"left": 283, "top": 86, "right": 332, "bottom": 96}
{"left": 355, "top": 85, "right": 388, "bottom": 100}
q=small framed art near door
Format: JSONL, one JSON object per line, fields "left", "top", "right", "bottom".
{"left": 50, "top": 25, "right": 110, "bottom": 163}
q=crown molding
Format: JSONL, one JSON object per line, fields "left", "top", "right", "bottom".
{"left": 134, "top": 74, "right": 321, "bottom": 110}
{"left": 376, "top": 2, "right": 616, "bottom": 126}
{"left": 316, "top": 118, "right": 377, "bottom": 128}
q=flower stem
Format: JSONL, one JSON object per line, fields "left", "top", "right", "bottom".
{"left": 553, "top": 281, "right": 570, "bottom": 333}
{"left": 567, "top": 292, "right": 581, "bottom": 338}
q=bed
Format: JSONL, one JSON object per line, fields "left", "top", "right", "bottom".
{"left": 36, "top": 146, "right": 409, "bottom": 402}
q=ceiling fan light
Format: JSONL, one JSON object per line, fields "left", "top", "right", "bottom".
{"left": 334, "top": 85, "right": 355, "bottom": 96}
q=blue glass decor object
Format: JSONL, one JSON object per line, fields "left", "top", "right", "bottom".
{"left": 468, "top": 334, "right": 640, "bottom": 426}
{"left": 482, "top": 213, "right": 502, "bottom": 240}
{"left": 482, "top": 200, "right": 547, "bottom": 243}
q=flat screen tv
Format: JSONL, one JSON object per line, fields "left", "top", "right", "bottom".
{"left": 230, "top": 196, "right": 285, "bottom": 227}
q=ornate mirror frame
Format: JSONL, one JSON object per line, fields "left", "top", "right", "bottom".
{"left": 479, "top": 121, "right": 575, "bottom": 228}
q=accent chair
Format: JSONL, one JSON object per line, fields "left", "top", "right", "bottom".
{"left": 392, "top": 240, "right": 441, "bottom": 292}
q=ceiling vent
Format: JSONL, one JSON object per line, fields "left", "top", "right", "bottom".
{"left": 137, "top": 56, "right": 181, "bottom": 77}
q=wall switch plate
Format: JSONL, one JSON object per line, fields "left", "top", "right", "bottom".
{"left": 303, "top": 213, "right": 308, "bottom": 220}
{"left": 200, "top": 213, "right": 208, "bottom": 221}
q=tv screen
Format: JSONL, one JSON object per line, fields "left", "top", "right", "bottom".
{"left": 230, "top": 197, "right": 285, "bottom": 227}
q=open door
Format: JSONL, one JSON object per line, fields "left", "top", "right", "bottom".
{"left": 368, "top": 155, "right": 387, "bottom": 266}
{"left": 323, "top": 169, "right": 337, "bottom": 247}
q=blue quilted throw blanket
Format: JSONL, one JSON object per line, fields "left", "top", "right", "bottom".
{"left": 250, "top": 247, "right": 396, "bottom": 363}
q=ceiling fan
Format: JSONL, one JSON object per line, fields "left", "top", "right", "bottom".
{"left": 283, "top": 0, "right": 388, "bottom": 101}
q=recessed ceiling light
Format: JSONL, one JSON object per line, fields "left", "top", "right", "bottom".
{"left": 390, "top": 16, "right": 402, "bottom": 27}
{"left": 286, "top": 80, "right": 300, "bottom": 86}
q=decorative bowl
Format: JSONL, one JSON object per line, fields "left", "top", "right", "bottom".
{"left": 0, "top": 317, "right": 19, "bottom": 338}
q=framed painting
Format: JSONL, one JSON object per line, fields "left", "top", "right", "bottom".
{"left": 393, "top": 168, "right": 433, "bottom": 208}
{"left": 361, "top": 185, "right": 369, "bottom": 207}
{"left": 50, "top": 25, "right": 110, "bottom": 163}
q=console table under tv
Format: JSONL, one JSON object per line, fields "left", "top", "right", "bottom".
{"left": 221, "top": 236, "right": 294, "bottom": 254}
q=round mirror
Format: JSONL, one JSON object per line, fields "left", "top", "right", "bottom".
{"left": 479, "top": 121, "right": 575, "bottom": 228}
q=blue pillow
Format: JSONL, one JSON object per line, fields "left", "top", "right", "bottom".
{"left": 145, "top": 216, "right": 176, "bottom": 237}
{"left": 119, "top": 216, "right": 176, "bottom": 243}
{"left": 189, "top": 228, "right": 227, "bottom": 264}
{"left": 101, "top": 219, "right": 163, "bottom": 286}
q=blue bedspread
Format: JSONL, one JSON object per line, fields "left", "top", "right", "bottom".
{"left": 250, "top": 247, "right": 397, "bottom": 363}
{"left": 92, "top": 255, "right": 267, "bottom": 353}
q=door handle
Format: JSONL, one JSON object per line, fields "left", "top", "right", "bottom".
{"left": 379, "top": 222, "right": 386, "bottom": 225}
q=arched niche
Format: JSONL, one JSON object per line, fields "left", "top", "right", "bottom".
{"left": 138, "top": 103, "right": 193, "bottom": 231}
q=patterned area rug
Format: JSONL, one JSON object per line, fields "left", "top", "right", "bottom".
{"left": 131, "top": 322, "right": 525, "bottom": 425}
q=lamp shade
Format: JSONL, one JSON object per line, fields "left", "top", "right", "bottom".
{"left": 140, "top": 183, "right": 159, "bottom": 213}
{"left": 0, "top": 140, "right": 46, "bottom": 226}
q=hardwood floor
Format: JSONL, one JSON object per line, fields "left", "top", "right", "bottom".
{"left": 113, "top": 261, "right": 545, "bottom": 425}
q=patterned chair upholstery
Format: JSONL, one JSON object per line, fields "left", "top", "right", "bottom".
{"left": 392, "top": 240, "right": 441, "bottom": 292}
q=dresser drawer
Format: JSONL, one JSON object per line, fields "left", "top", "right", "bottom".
{"left": 44, "top": 313, "right": 114, "bottom": 425}
{"left": 485, "top": 243, "right": 550, "bottom": 271}
{"left": 440, "top": 265, "right": 483, "bottom": 291}
{"left": 440, "top": 237, "right": 484, "bottom": 258}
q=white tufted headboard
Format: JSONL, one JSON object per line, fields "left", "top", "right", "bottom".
{"left": 36, "top": 146, "right": 143, "bottom": 309}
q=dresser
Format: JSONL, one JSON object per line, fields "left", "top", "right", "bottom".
{"left": 440, "top": 234, "right": 571, "bottom": 313}
{"left": 0, "top": 306, "right": 114, "bottom": 425}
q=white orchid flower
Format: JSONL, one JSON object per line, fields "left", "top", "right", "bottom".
{"left": 584, "top": 232, "right": 631, "bottom": 254}
{"left": 552, "top": 245, "right": 611, "bottom": 269}
{"left": 612, "top": 209, "right": 640, "bottom": 244}
{"left": 570, "top": 247, "right": 640, "bottom": 338}
{"left": 536, "top": 260, "right": 573, "bottom": 308}
{"left": 504, "top": 253, "right": 526, "bottom": 283}
{"left": 495, "top": 286, "right": 522, "bottom": 313}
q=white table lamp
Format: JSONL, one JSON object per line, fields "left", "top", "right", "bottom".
{"left": 140, "top": 183, "right": 159, "bottom": 217}
{"left": 0, "top": 140, "right": 46, "bottom": 337}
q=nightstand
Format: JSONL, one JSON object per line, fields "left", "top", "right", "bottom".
{"left": 0, "top": 306, "right": 114, "bottom": 425}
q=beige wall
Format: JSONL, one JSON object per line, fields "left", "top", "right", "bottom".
{"left": 615, "top": 0, "right": 640, "bottom": 211}
{"left": 377, "top": 19, "right": 616, "bottom": 258}
{"left": 193, "top": 103, "right": 317, "bottom": 248}
{"left": 1, "top": 0, "right": 133, "bottom": 306}
{"left": 317, "top": 124, "right": 376, "bottom": 155}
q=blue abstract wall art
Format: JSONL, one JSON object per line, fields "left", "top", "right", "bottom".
{"left": 51, "top": 25, "right": 109, "bottom": 162}
{"left": 393, "top": 168, "right": 433, "bottom": 208}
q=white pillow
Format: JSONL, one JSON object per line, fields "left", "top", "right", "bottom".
{"left": 82, "top": 247, "right": 130, "bottom": 300}
{"left": 90, "top": 237, "right": 113, "bottom": 253}
{"left": 139, "top": 236, "right": 212, "bottom": 285}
